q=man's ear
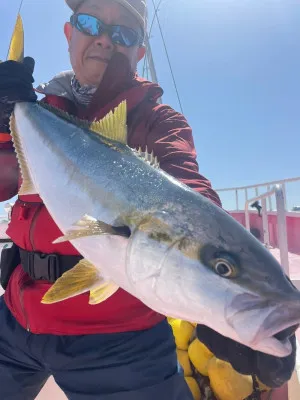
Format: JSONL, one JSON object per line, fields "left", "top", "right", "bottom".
{"left": 64, "top": 22, "right": 73, "bottom": 45}
{"left": 137, "top": 45, "right": 146, "bottom": 62}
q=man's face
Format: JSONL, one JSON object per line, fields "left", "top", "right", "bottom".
{"left": 64, "top": 0, "right": 145, "bottom": 86}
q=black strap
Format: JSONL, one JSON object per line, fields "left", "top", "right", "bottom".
{"left": 0, "top": 243, "right": 21, "bottom": 290}
{"left": 19, "top": 249, "right": 83, "bottom": 283}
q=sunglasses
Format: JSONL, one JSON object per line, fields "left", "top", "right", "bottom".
{"left": 70, "top": 13, "right": 143, "bottom": 48}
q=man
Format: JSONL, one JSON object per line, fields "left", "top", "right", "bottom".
{"left": 0, "top": 0, "right": 296, "bottom": 399}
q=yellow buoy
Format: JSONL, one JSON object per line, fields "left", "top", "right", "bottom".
{"left": 207, "top": 357, "right": 253, "bottom": 400}
{"left": 185, "top": 377, "right": 201, "bottom": 400}
{"left": 177, "top": 349, "right": 193, "bottom": 376}
{"left": 169, "top": 319, "right": 195, "bottom": 350}
{"left": 188, "top": 338, "right": 214, "bottom": 376}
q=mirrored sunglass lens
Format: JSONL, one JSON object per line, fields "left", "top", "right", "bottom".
{"left": 77, "top": 15, "right": 101, "bottom": 36}
{"left": 75, "top": 14, "right": 139, "bottom": 46}
{"left": 111, "top": 26, "right": 138, "bottom": 47}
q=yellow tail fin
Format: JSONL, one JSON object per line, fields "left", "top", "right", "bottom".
{"left": 7, "top": 14, "right": 24, "bottom": 62}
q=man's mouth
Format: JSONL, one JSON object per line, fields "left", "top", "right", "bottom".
{"left": 88, "top": 56, "right": 110, "bottom": 63}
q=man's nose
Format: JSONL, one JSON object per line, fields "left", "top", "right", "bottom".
{"left": 94, "top": 33, "right": 114, "bottom": 50}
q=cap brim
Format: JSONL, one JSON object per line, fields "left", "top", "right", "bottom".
{"left": 65, "top": 0, "right": 145, "bottom": 30}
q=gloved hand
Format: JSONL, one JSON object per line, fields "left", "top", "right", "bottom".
{"left": 0, "top": 57, "right": 37, "bottom": 133}
{"left": 196, "top": 324, "right": 296, "bottom": 389}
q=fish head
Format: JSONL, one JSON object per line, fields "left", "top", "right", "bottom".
{"left": 125, "top": 205, "right": 300, "bottom": 357}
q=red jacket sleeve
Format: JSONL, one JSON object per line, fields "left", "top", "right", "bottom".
{"left": 145, "top": 104, "right": 222, "bottom": 207}
{"left": 0, "top": 135, "right": 19, "bottom": 202}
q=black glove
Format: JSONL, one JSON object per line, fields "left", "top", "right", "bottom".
{"left": 0, "top": 57, "right": 37, "bottom": 133}
{"left": 196, "top": 324, "right": 296, "bottom": 389}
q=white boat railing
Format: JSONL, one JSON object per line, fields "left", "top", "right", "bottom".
{"left": 245, "top": 184, "right": 289, "bottom": 275}
{"left": 216, "top": 176, "right": 300, "bottom": 212}
{"left": 217, "top": 178, "right": 300, "bottom": 398}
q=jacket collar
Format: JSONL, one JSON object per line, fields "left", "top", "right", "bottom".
{"left": 35, "top": 70, "right": 75, "bottom": 101}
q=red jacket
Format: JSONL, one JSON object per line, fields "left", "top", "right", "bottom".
{"left": 0, "top": 68, "right": 221, "bottom": 335}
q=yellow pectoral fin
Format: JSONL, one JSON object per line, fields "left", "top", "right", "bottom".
{"left": 41, "top": 259, "right": 100, "bottom": 304}
{"left": 53, "top": 215, "right": 130, "bottom": 244}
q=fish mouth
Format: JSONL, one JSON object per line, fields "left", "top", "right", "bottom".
{"left": 226, "top": 293, "right": 300, "bottom": 356}
{"left": 274, "top": 324, "right": 299, "bottom": 341}
{"left": 254, "top": 324, "right": 299, "bottom": 357}
{"left": 253, "top": 314, "right": 299, "bottom": 356}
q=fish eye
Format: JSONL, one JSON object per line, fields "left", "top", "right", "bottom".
{"left": 213, "top": 255, "right": 237, "bottom": 278}
{"left": 199, "top": 246, "right": 239, "bottom": 278}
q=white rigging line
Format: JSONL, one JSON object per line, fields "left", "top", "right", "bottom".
{"left": 143, "top": 0, "right": 184, "bottom": 114}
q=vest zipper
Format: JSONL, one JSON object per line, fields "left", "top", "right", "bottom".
{"left": 29, "top": 204, "right": 43, "bottom": 252}
{"left": 19, "top": 279, "right": 32, "bottom": 332}
{"left": 19, "top": 203, "right": 43, "bottom": 332}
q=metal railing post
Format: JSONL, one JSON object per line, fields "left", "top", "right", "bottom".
{"left": 235, "top": 190, "right": 239, "bottom": 210}
{"left": 267, "top": 185, "right": 272, "bottom": 211}
{"left": 244, "top": 186, "right": 289, "bottom": 272}
{"left": 261, "top": 198, "right": 270, "bottom": 247}
{"left": 282, "top": 183, "right": 287, "bottom": 212}
{"left": 245, "top": 202, "right": 250, "bottom": 231}
{"left": 275, "top": 185, "right": 289, "bottom": 275}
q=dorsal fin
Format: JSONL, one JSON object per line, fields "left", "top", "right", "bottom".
{"left": 134, "top": 146, "right": 160, "bottom": 169}
{"left": 89, "top": 101, "right": 127, "bottom": 144}
{"left": 39, "top": 101, "right": 127, "bottom": 145}
{"left": 39, "top": 102, "right": 90, "bottom": 129}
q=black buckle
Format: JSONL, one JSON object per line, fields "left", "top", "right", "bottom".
{"left": 27, "top": 252, "right": 60, "bottom": 283}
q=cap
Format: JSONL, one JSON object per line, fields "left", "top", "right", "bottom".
{"left": 65, "top": 0, "right": 147, "bottom": 31}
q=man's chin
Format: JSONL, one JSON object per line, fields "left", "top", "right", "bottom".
{"left": 80, "top": 67, "right": 107, "bottom": 87}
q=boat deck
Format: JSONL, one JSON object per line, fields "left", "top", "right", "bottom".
{"left": 269, "top": 249, "right": 300, "bottom": 340}
{"left": 263, "top": 249, "right": 300, "bottom": 400}
{"left": 269, "top": 248, "right": 300, "bottom": 282}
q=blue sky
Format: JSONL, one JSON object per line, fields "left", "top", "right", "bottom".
{"left": 0, "top": 0, "right": 299, "bottom": 214}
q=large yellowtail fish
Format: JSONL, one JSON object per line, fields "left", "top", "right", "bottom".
{"left": 9, "top": 100, "right": 300, "bottom": 359}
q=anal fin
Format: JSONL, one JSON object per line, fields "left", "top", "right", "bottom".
{"left": 89, "top": 282, "right": 119, "bottom": 305}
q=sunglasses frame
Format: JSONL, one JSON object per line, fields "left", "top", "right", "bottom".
{"left": 70, "top": 13, "right": 144, "bottom": 48}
